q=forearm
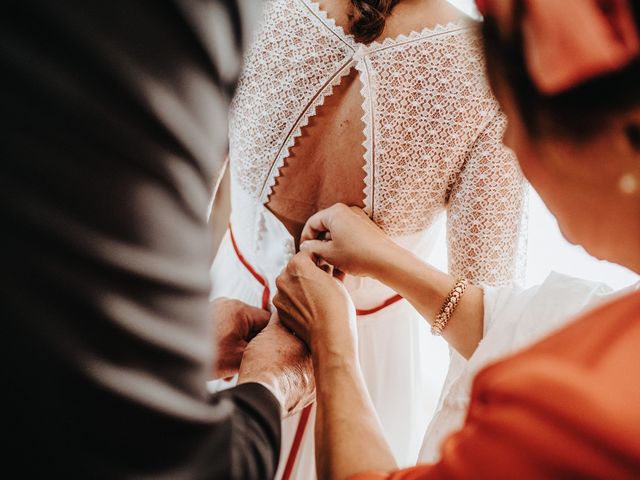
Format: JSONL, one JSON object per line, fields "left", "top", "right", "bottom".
{"left": 373, "top": 246, "right": 484, "bottom": 359}
{"left": 313, "top": 346, "right": 397, "bottom": 480}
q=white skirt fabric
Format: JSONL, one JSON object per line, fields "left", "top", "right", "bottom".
{"left": 418, "top": 272, "right": 640, "bottom": 463}
{"left": 210, "top": 206, "right": 450, "bottom": 479}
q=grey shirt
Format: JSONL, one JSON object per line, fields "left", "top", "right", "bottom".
{"left": 1, "top": 1, "right": 280, "bottom": 478}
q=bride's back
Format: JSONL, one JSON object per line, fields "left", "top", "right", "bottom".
{"left": 263, "top": 0, "right": 471, "bottom": 241}
{"left": 229, "top": 0, "right": 524, "bottom": 286}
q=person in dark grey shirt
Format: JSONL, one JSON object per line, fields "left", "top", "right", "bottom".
{"left": 0, "top": 1, "right": 313, "bottom": 478}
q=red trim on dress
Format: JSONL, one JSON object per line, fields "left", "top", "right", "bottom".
{"left": 228, "top": 224, "right": 402, "bottom": 479}
{"left": 356, "top": 294, "right": 404, "bottom": 316}
{"left": 228, "top": 226, "right": 271, "bottom": 311}
{"left": 281, "top": 404, "right": 313, "bottom": 480}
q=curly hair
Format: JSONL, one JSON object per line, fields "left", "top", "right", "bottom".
{"left": 349, "top": 0, "right": 401, "bottom": 44}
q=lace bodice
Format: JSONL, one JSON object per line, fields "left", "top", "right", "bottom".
{"left": 228, "top": 0, "right": 527, "bottom": 286}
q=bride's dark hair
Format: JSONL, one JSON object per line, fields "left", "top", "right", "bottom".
{"left": 349, "top": 0, "right": 401, "bottom": 44}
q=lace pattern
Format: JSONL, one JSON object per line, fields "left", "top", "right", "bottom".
{"left": 446, "top": 112, "right": 528, "bottom": 286}
{"left": 228, "top": 0, "right": 526, "bottom": 285}
{"left": 229, "top": 0, "right": 355, "bottom": 202}
{"left": 363, "top": 27, "right": 497, "bottom": 235}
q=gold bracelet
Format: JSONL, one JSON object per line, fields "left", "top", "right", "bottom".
{"left": 431, "top": 278, "right": 468, "bottom": 336}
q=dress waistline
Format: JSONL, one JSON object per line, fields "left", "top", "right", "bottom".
{"left": 228, "top": 223, "right": 403, "bottom": 479}
{"left": 229, "top": 224, "right": 404, "bottom": 316}
{"left": 228, "top": 225, "right": 271, "bottom": 310}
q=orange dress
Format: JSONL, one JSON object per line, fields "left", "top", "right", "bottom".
{"left": 353, "top": 291, "right": 640, "bottom": 479}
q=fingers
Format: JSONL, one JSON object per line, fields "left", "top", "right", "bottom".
{"left": 300, "top": 208, "right": 333, "bottom": 243}
{"left": 350, "top": 205, "right": 368, "bottom": 218}
{"left": 243, "top": 304, "right": 272, "bottom": 338}
{"left": 333, "top": 267, "right": 346, "bottom": 282}
{"left": 272, "top": 292, "right": 307, "bottom": 342}
{"left": 300, "top": 202, "right": 352, "bottom": 243}
{"left": 300, "top": 202, "right": 368, "bottom": 246}
{"left": 287, "top": 249, "right": 324, "bottom": 275}
{"left": 299, "top": 239, "right": 332, "bottom": 259}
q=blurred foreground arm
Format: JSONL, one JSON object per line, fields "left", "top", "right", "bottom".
{"left": 1, "top": 1, "right": 291, "bottom": 478}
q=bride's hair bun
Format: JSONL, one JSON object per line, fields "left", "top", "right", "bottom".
{"left": 349, "top": 0, "right": 400, "bottom": 44}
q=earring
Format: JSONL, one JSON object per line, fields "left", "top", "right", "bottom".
{"left": 619, "top": 173, "right": 639, "bottom": 195}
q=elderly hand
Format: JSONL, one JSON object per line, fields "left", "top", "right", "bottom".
{"left": 211, "top": 297, "right": 271, "bottom": 379}
{"left": 238, "top": 317, "right": 315, "bottom": 417}
{"left": 274, "top": 250, "right": 357, "bottom": 356}
{"left": 299, "top": 203, "right": 400, "bottom": 279}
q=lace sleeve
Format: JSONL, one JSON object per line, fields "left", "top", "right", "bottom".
{"left": 446, "top": 111, "right": 528, "bottom": 287}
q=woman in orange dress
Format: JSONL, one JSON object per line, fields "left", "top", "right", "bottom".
{"left": 271, "top": 0, "right": 640, "bottom": 478}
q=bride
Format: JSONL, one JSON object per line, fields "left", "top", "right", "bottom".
{"left": 210, "top": 0, "right": 526, "bottom": 478}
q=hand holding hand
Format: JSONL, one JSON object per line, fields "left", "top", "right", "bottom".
{"left": 299, "top": 203, "right": 399, "bottom": 279}
{"left": 211, "top": 297, "right": 271, "bottom": 379}
{"left": 238, "top": 317, "right": 315, "bottom": 417}
{"left": 274, "top": 250, "right": 357, "bottom": 356}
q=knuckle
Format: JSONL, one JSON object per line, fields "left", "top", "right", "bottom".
{"left": 273, "top": 292, "right": 283, "bottom": 308}
{"left": 285, "top": 261, "right": 296, "bottom": 276}
{"left": 289, "top": 255, "right": 303, "bottom": 274}
{"left": 228, "top": 298, "right": 242, "bottom": 310}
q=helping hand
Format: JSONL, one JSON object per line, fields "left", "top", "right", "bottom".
{"left": 238, "top": 317, "right": 315, "bottom": 417}
{"left": 299, "top": 203, "right": 399, "bottom": 279}
{"left": 274, "top": 250, "right": 357, "bottom": 356}
{"left": 211, "top": 297, "right": 271, "bottom": 379}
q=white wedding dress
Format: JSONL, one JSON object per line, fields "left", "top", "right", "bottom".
{"left": 209, "top": 1, "right": 527, "bottom": 478}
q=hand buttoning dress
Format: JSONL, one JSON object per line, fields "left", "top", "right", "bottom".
{"left": 209, "top": 1, "right": 527, "bottom": 478}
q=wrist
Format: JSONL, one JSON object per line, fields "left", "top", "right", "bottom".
{"left": 311, "top": 340, "right": 359, "bottom": 395}
{"left": 369, "top": 240, "right": 410, "bottom": 283}
{"left": 311, "top": 329, "right": 357, "bottom": 369}
{"left": 238, "top": 372, "right": 286, "bottom": 412}
{"left": 255, "top": 381, "right": 286, "bottom": 415}
{"left": 308, "top": 308, "right": 357, "bottom": 360}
